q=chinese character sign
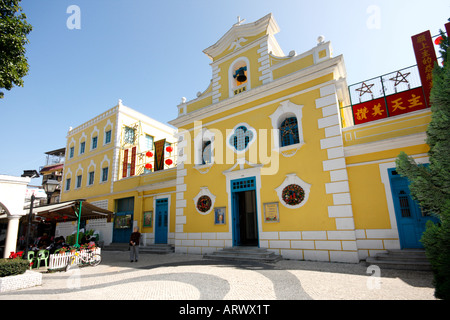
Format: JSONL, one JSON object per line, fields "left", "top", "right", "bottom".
{"left": 412, "top": 30, "right": 437, "bottom": 107}
{"left": 154, "top": 139, "right": 166, "bottom": 171}
{"left": 352, "top": 87, "right": 428, "bottom": 125}
{"left": 386, "top": 87, "right": 427, "bottom": 117}
{"left": 352, "top": 97, "right": 387, "bottom": 125}
{"left": 446, "top": 23, "right": 450, "bottom": 44}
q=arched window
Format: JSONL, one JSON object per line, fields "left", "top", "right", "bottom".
{"left": 202, "top": 140, "right": 212, "bottom": 165}
{"left": 280, "top": 117, "right": 299, "bottom": 147}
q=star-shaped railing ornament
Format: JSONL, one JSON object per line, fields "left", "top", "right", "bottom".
{"left": 355, "top": 82, "right": 374, "bottom": 97}
{"left": 389, "top": 71, "right": 410, "bottom": 86}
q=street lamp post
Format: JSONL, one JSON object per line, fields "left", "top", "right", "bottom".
{"left": 24, "top": 194, "right": 35, "bottom": 258}
{"left": 42, "top": 179, "right": 59, "bottom": 204}
{"left": 24, "top": 179, "right": 60, "bottom": 257}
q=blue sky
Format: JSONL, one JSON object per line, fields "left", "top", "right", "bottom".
{"left": 1, "top": 0, "right": 449, "bottom": 183}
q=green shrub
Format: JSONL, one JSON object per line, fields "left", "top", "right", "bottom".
{"left": 0, "top": 258, "right": 29, "bottom": 277}
{"left": 421, "top": 200, "right": 450, "bottom": 300}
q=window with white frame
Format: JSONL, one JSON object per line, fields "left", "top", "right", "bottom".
{"left": 105, "top": 130, "right": 112, "bottom": 145}
{"left": 91, "top": 136, "right": 98, "bottom": 150}
{"left": 101, "top": 167, "right": 108, "bottom": 182}
{"left": 202, "top": 140, "right": 212, "bottom": 165}
{"left": 269, "top": 100, "right": 304, "bottom": 153}
{"left": 65, "top": 178, "right": 71, "bottom": 191}
{"left": 80, "top": 141, "right": 86, "bottom": 154}
{"left": 76, "top": 175, "right": 82, "bottom": 188}
{"left": 194, "top": 127, "right": 215, "bottom": 167}
{"left": 145, "top": 134, "right": 154, "bottom": 150}
{"left": 88, "top": 171, "right": 95, "bottom": 186}
{"left": 124, "top": 126, "right": 135, "bottom": 144}
{"left": 280, "top": 117, "right": 300, "bottom": 147}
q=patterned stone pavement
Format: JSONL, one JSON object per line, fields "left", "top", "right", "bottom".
{"left": 0, "top": 250, "right": 437, "bottom": 301}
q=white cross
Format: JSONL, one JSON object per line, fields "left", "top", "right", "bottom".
{"left": 235, "top": 16, "right": 246, "bottom": 26}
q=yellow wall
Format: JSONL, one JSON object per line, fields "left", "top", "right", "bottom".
{"left": 62, "top": 105, "right": 178, "bottom": 244}
{"left": 347, "top": 163, "right": 392, "bottom": 230}
{"left": 272, "top": 54, "right": 314, "bottom": 80}
{"left": 343, "top": 110, "right": 431, "bottom": 147}
{"left": 182, "top": 85, "right": 338, "bottom": 234}
{"left": 62, "top": 109, "right": 117, "bottom": 202}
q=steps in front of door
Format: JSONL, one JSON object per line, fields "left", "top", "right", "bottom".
{"left": 203, "top": 247, "right": 282, "bottom": 263}
{"left": 365, "top": 249, "right": 432, "bottom": 271}
{"left": 139, "top": 244, "right": 175, "bottom": 254}
{"left": 102, "top": 243, "right": 174, "bottom": 254}
{"left": 103, "top": 243, "right": 129, "bottom": 251}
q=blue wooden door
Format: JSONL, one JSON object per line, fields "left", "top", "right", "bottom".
{"left": 113, "top": 197, "right": 134, "bottom": 243}
{"left": 113, "top": 211, "right": 133, "bottom": 243}
{"left": 232, "top": 192, "right": 241, "bottom": 246}
{"left": 389, "top": 169, "right": 439, "bottom": 248}
{"left": 155, "top": 198, "right": 168, "bottom": 244}
{"left": 231, "top": 177, "right": 258, "bottom": 247}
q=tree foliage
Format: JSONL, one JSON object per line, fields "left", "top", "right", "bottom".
{"left": 0, "top": 0, "right": 32, "bottom": 98}
{"left": 396, "top": 21, "right": 450, "bottom": 300}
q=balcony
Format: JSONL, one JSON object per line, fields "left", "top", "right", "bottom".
{"left": 340, "top": 65, "right": 429, "bottom": 129}
{"left": 120, "top": 143, "right": 177, "bottom": 180}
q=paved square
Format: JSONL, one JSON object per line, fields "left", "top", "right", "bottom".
{"left": 0, "top": 251, "right": 437, "bottom": 300}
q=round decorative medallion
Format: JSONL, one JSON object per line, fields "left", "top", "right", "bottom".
{"left": 282, "top": 184, "right": 305, "bottom": 206}
{"left": 197, "top": 195, "right": 212, "bottom": 213}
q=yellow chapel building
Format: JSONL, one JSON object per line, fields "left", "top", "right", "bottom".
{"left": 60, "top": 14, "right": 436, "bottom": 263}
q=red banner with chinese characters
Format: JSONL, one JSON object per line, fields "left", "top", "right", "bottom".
{"left": 122, "top": 149, "right": 128, "bottom": 178}
{"left": 154, "top": 139, "right": 166, "bottom": 171}
{"left": 130, "top": 146, "right": 136, "bottom": 176}
{"left": 446, "top": 23, "right": 450, "bottom": 44}
{"left": 386, "top": 87, "right": 427, "bottom": 116}
{"left": 411, "top": 30, "right": 437, "bottom": 107}
{"left": 352, "top": 97, "right": 388, "bottom": 125}
{"left": 352, "top": 87, "right": 428, "bottom": 125}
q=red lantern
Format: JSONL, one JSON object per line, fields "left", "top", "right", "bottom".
{"left": 63, "top": 216, "right": 68, "bottom": 220}
{"left": 165, "top": 159, "right": 173, "bottom": 166}
{"left": 435, "top": 36, "right": 443, "bottom": 45}
{"left": 146, "top": 151, "right": 153, "bottom": 157}
{"left": 165, "top": 146, "right": 173, "bottom": 153}
{"left": 145, "top": 163, "right": 152, "bottom": 169}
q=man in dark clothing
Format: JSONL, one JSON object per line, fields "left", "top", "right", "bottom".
{"left": 129, "top": 227, "right": 141, "bottom": 262}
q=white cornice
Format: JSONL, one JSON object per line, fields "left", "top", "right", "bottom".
{"left": 118, "top": 104, "right": 177, "bottom": 136}
{"left": 344, "top": 132, "right": 428, "bottom": 157}
{"left": 67, "top": 106, "right": 119, "bottom": 138}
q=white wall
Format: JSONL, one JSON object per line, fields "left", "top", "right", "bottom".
{"left": 55, "top": 218, "right": 113, "bottom": 246}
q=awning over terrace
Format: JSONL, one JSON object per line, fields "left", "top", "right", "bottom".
{"left": 24, "top": 200, "right": 113, "bottom": 223}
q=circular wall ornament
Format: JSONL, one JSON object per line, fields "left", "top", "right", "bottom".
{"left": 282, "top": 184, "right": 305, "bottom": 206}
{"left": 193, "top": 187, "right": 216, "bottom": 215}
{"left": 275, "top": 174, "right": 311, "bottom": 209}
{"left": 197, "top": 195, "right": 212, "bottom": 213}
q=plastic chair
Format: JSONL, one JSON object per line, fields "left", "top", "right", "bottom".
{"left": 27, "top": 251, "right": 35, "bottom": 270}
{"left": 36, "top": 250, "right": 49, "bottom": 269}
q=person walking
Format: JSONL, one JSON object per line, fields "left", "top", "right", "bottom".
{"left": 129, "top": 227, "right": 141, "bottom": 262}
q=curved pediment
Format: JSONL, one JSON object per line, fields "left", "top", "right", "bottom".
{"left": 203, "top": 13, "right": 280, "bottom": 61}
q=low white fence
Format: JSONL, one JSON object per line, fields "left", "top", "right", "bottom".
{"left": 48, "top": 248, "right": 101, "bottom": 270}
